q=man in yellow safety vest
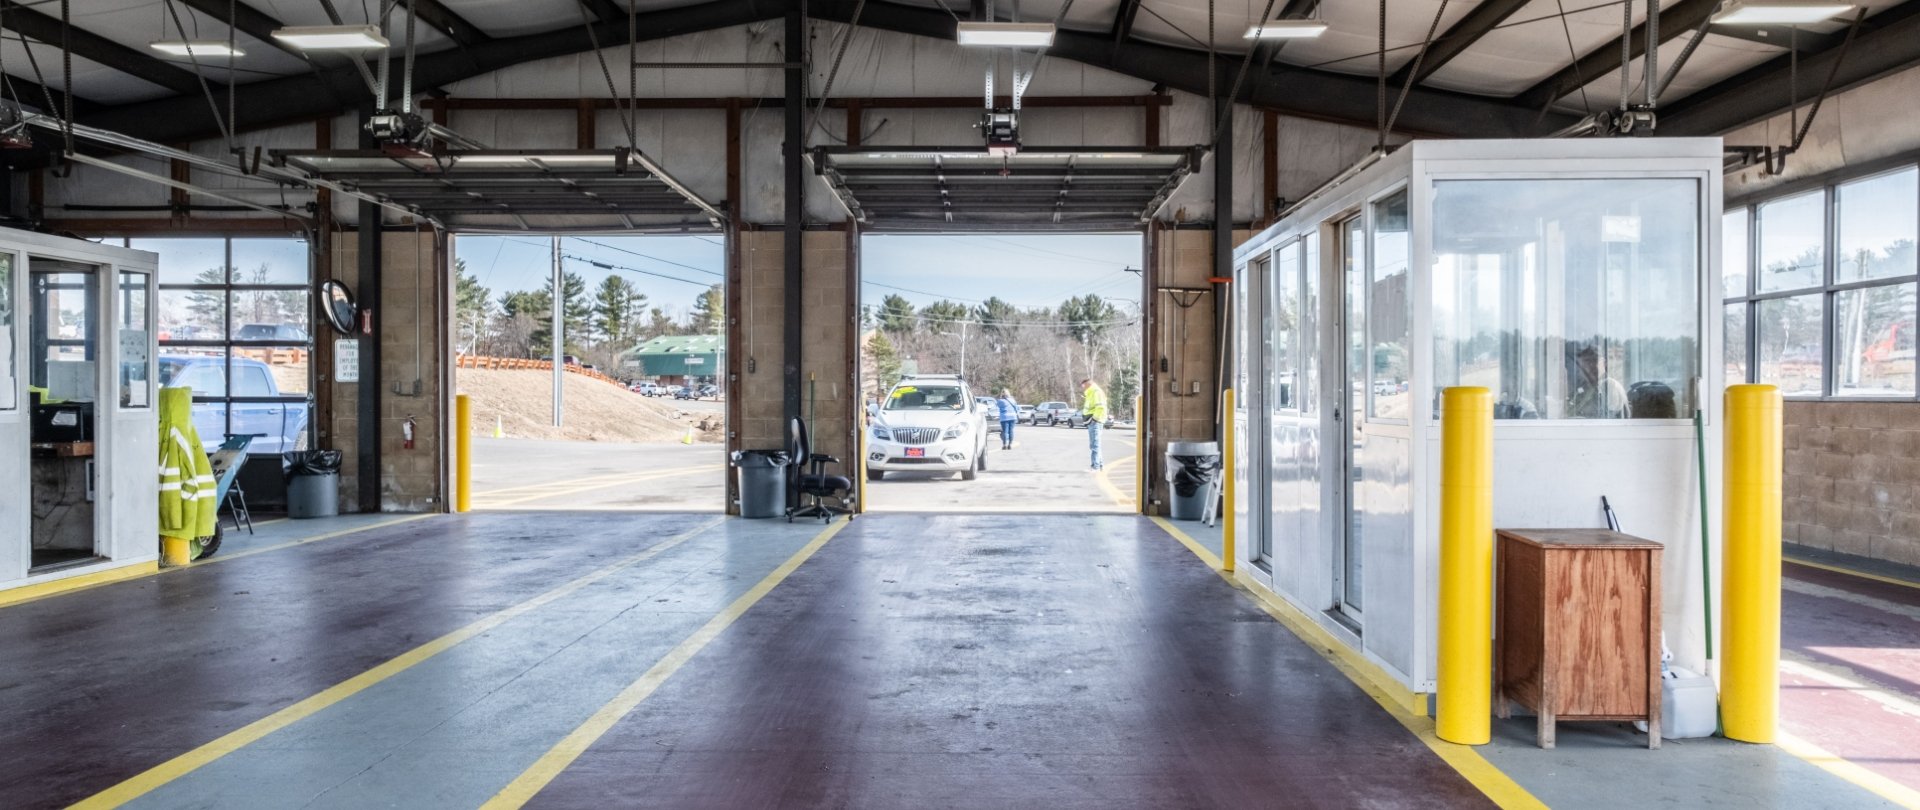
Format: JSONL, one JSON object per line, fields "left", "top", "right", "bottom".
{"left": 1080, "top": 378, "right": 1109, "bottom": 472}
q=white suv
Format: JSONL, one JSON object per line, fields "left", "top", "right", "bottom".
{"left": 866, "top": 375, "right": 990, "bottom": 481}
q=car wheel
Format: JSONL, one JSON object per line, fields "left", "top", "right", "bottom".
{"left": 977, "top": 448, "right": 988, "bottom": 471}
{"left": 867, "top": 469, "right": 884, "bottom": 481}
{"left": 962, "top": 458, "right": 978, "bottom": 481}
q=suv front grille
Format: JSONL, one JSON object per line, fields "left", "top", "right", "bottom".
{"left": 891, "top": 427, "right": 939, "bottom": 445}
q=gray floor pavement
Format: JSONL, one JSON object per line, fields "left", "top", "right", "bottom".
{"left": 470, "top": 437, "right": 725, "bottom": 511}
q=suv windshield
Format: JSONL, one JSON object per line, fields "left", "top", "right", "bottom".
{"left": 885, "top": 384, "right": 967, "bottom": 410}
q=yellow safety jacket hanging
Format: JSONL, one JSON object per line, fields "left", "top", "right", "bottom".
{"left": 158, "top": 386, "right": 217, "bottom": 542}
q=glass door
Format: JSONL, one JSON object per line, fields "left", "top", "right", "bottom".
{"left": 28, "top": 259, "right": 102, "bottom": 572}
{"left": 1334, "top": 216, "right": 1366, "bottom": 623}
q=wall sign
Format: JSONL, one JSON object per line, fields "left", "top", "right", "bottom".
{"left": 335, "top": 338, "right": 361, "bottom": 383}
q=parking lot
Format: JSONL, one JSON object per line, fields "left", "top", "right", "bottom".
{"left": 865, "top": 419, "right": 1137, "bottom": 513}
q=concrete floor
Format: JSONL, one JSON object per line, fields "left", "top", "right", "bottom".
{"left": 0, "top": 512, "right": 1907, "bottom": 808}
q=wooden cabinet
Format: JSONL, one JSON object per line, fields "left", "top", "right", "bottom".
{"left": 1494, "top": 528, "right": 1662, "bottom": 749}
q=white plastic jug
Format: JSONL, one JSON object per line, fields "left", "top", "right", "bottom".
{"left": 1641, "top": 666, "right": 1717, "bottom": 739}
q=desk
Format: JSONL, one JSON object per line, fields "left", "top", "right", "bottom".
{"left": 1494, "top": 528, "right": 1663, "bottom": 749}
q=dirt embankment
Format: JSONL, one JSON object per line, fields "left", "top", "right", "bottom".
{"left": 457, "top": 368, "right": 722, "bottom": 443}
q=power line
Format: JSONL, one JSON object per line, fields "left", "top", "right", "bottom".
{"left": 567, "top": 236, "right": 723, "bottom": 278}
{"left": 561, "top": 254, "right": 715, "bottom": 289}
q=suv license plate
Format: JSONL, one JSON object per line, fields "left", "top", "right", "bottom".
{"left": 904, "top": 447, "right": 926, "bottom": 457}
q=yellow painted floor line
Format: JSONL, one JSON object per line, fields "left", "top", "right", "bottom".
{"left": 2, "top": 515, "right": 435, "bottom": 612}
{"left": 468, "top": 468, "right": 681, "bottom": 499}
{"left": 1778, "top": 730, "right": 1920, "bottom": 809}
{"left": 187, "top": 514, "right": 437, "bottom": 570}
{"left": 1149, "top": 516, "right": 1546, "bottom": 810}
{"left": 0, "top": 562, "right": 160, "bottom": 610}
{"left": 482, "top": 519, "right": 850, "bottom": 809}
{"left": 1787, "top": 557, "right": 1920, "bottom": 591}
{"left": 1095, "top": 460, "right": 1139, "bottom": 511}
{"left": 70, "top": 516, "right": 726, "bottom": 810}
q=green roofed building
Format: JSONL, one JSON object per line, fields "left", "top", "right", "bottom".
{"left": 622, "top": 335, "right": 724, "bottom": 384}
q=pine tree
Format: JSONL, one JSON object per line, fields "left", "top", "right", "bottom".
{"left": 691, "top": 284, "right": 724, "bottom": 334}
{"left": 879, "top": 294, "right": 916, "bottom": 333}
{"left": 592, "top": 275, "right": 646, "bottom": 348}
{"left": 454, "top": 258, "right": 493, "bottom": 354}
{"left": 868, "top": 330, "right": 904, "bottom": 392}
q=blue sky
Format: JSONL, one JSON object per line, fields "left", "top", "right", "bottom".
{"left": 453, "top": 232, "right": 1143, "bottom": 319}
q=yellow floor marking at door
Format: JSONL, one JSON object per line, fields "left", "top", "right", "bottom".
{"left": 1777, "top": 730, "right": 1920, "bottom": 809}
{"left": 1095, "top": 456, "right": 1138, "bottom": 510}
{"left": 1150, "top": 517, "right": 1547, "bottom": 810}
{"left": 482, "top": 519, "right": 850, "bottom": 808}
{"left": 2, "top": 515, "right": 435, "bottom": 611}
{"left": 1787, "top": 557, "right": 1920, "bottom": 591}
{"left": 0, "top": 562, "right": 159, "bottom": 610}
{"left": 69, "top": 517, "right": 726, "bottom": 810}
{"left": 469, "top": 468, "right": 676, "bottom": 499}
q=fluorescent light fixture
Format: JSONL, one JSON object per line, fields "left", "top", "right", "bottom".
{"left": 271, "top": 24, "right": 390, "bottom": 50}
{"left": 955, "top": 21, "right": 1056, "bottom": 47}
{"left": 455, "top": 154, "right": 614, "bottom": 165}
{"left": 1711, "top": 1, "right": 1853, "bottom": 24}
{"left": 1244, "top": 20, "right": 1329, "bottom": 39}
{"left": 149, "top": 40, "right": 245, "bottom": 58}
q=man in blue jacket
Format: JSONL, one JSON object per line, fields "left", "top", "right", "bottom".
{"left": 995, "top": 390, "right": 1020, "bottom": 450}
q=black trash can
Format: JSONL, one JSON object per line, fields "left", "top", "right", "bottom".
{"left": 732, "top": 449, "right": 791, "bottom": 519}
{"left": 1165, "top": 441, "right": 1221, "bottom": 521}
{"left": 283, "top": 450, "right": 342, "bottom": 518}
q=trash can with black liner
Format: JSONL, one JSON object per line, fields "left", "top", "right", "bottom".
{"left": 1166, "top": 441, "right": 1221, "bottom": 521}
{"left": 283, "top": 450, "right": 342, "bottom": 518}
{"left": 732, "top": 449, "right": 791, "bottom": 518}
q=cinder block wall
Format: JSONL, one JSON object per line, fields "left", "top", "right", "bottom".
{"left": 731, "top": 229, "right": 855, "bottom": 512}
{"left": 328, "top": 230, "right": 446, "bottom": 514}
{"left": 1141, "top": 227, "right": 1242, "bottom": 515}
{"left": 1784, "top": 401, "right": 1920, "bottom": 568}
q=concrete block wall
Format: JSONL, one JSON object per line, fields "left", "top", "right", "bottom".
{"left": 1141, "top": 227, "right": 1246, "bottom": 514}
{"left": 730, "top": 228, "right": 857, "bottom": 511}
{"left": 328, "top": 230, "right": 446, "bottom": 514}
{"left": 1784, "top": 401, "right": 1920, "bottom": 568}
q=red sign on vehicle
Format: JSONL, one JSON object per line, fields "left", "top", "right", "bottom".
{"left": 904, "top": 447, "right": 926, "bottom": 457}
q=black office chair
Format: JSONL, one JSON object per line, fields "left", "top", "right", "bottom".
{"left": 787, "top": 417, "right": 853, "bottom": 523}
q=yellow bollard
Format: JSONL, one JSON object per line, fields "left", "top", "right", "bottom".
{"left": 1722, "top": 384, "right": 1782, "bottom": 743}
{"left": 160, "top": 536, "right": 193, "bottom": 567}
{"left": 455, "top": 394, "right": 473, "bottom": 513}
{"left": 1222, "top": 389, "right": 1236, "bottom": 573}
{"left": 1437, "top": 386, "right": 1494, "bottom": 745}
{"left": 1134, "top": 395, "right": 1144, "bottom": 514}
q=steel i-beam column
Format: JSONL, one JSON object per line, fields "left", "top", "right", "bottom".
{"left": 357, "top": 107, "right": 383, "bottom": 513}
{"left": 1212, "top": 102, "right": 1233, "bottom": 443}
{"left": 784, "top": 0, "right": 805, "bottom": 449}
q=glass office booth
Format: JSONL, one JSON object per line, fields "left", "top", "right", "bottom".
{"left": 1, "top": 231, "right": 159, "bottom": 591}
{"left": 1231, "top": 139, "right": 1725, "bottom": 691}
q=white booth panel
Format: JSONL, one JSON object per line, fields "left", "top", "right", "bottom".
{"left": 0, "top": 250, "right": 24, "bottom": 583}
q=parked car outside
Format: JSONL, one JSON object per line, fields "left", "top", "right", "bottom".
{"left": 1032, "top": 400, "right": 1074, "bottom": 426}
{"left": 674, "top": 385, "right": 699, "bottom": 400}
{"left": 664, "top": 384, "right": 686, "bottom": 397}
{"left": 630, "top": 382, "right": 659, "bottom": 395}
{"left": 1066, "top": 411, "right": 1118, "bottom": 429}
{"left": 1016, "top": 403, "right": 1036, "bottom": 424}
{"left": 234, "top": 323, "right": 309, "bottom": 342}
{"left": 696, "top": 383, "right": 719, "bottom": 399}
{"left": 866, "top": 374, "right": 989, "bottom": 481}
{"left": 158, "top": 353, "right": 311, "bottom": 455}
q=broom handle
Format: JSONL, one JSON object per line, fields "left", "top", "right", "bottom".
{"left": 1695, "top": 409, "right": 1715, "bottom": 659}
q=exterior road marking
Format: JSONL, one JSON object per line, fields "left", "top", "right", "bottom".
{"left": 1150, "top": 516, "right": 1547, "bottom": 810}
{"left": 1779, "top": 656, "right": 1920, "bottom": 722}
{"left": 474, "top": 464, "right": 720, "bottom": 508}
{"left": 69, "top": 517, "right": 726, "bottom": 810}
{"left": 482, "top": 519, "right": 851, "bottom": 809}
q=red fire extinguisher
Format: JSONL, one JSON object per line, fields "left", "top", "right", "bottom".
{"left": 403, "top": 415, "right": 417, "bottom": 450}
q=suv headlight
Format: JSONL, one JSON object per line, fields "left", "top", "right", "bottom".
{"left": 871, "top": 426, "right": 890, "bottom": 441}
{"left": 941, "top": 422, "right": 967, "bottom": 440}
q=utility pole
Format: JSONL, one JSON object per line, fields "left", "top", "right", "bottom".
{"left": 960, "top": 319, "right": 969, "bottom": 379}
{"left": 551, "top": 235, "right": 563, "bottom": 428}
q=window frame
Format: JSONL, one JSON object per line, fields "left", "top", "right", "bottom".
{"left": 108, "top": 236, "right": 317, "bottom": 451}
{"left": 1725, "top": 163, "right": 1920, "bottom": 401}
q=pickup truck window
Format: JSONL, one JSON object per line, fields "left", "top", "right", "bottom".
{"left": 234, "top": 365, "right": 275, "bottom": 398}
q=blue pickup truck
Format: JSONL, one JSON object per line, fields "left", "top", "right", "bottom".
{"left": 157, "top": 354, "right": 311, "bottom": 454}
